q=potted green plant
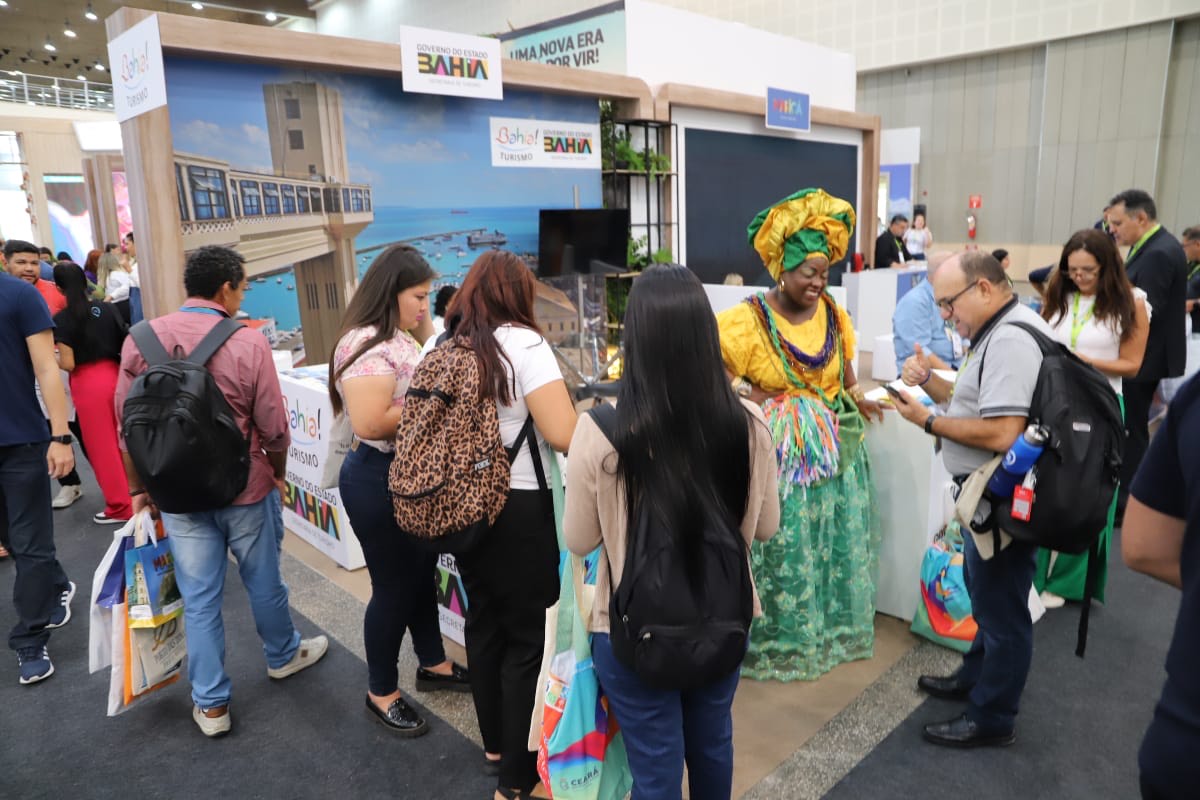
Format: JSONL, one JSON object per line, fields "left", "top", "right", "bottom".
{"left": 614, "top": 136, "right": 644, "bottom": 172}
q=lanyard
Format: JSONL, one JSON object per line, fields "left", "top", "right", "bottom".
{"left": 1127, "top": 224, "right": 1160, "bottom": 262}
{"left": 1189, "top": 262, "right": 1200, "bottom": 281}
{"left": 180, "top": 306, "right": 228, "bottom": 317}
{"left": 1070, "top": 293, "right": 1094, "bottom": 350}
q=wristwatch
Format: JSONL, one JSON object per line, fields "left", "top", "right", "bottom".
{"left": 924, "top": 415, "right": 936, "bottom": 435}
{"left": 49, "top": 434, "right": 73, "bottom": 445}
{"left": 732, "top": 377, "right": 752, "bottom": 398}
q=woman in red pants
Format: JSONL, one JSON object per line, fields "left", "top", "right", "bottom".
{"left": 52, "top": 264, "right": 132, "bottom": 524}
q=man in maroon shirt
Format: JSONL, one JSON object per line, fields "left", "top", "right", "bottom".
{"left": 115, "top": 246, "right": 326, "bottom": 738}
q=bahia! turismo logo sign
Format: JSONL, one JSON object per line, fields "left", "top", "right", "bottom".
{"left": 106, "top": 15, "right": 167, "bottom": 124}
{"left": 490, "top": 117, "right": 600, "bottom": 171}
{"left": 283, "top": 393, "right": 322, "bottom": 446}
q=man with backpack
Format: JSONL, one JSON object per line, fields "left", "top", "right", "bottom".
{"left": 892, "top": 251, "right": 1054, "bottom": 748}
{"left": 115, "top": 245, "right": 327, "bottom": 738}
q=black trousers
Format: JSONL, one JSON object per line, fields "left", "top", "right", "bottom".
{"left": 0, "top": 443, "right": 71, "bottom": 650}
{"left": 455, "top": 488, "right": 559, "bottom": 793}
{"left": 338, "top": 445, "right": 446, "bottom": 696}
{"left": 1120, "top": 379, "right": 1158, "bottom": 507}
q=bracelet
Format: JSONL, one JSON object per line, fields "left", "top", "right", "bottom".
{"left": 924, "top": 415, "right": 936, "bottom": 435}
{"left": 129, "top": 488, "right": 147, "bottom": 498}
{"left": 918, "top": 370, "right": 932, "bottom": 387}
{"left": 846, "top": 384, "right": 865, "bottom": 403}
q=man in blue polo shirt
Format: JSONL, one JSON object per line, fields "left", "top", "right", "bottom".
{"left": 1124, "top": 374, "right": 1200, "bottom": 799}
{"left": 0, "top": 270, "right": 77, "bottom": 684}
{"left": 892, "top": 251, "right": 964, "bottom": 374}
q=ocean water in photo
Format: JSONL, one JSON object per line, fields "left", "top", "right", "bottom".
{"left": 238, "top": 205, "right": 543, "bottom": 331}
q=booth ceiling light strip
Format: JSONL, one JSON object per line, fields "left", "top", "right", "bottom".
{"left": 168, "top": 0, "right": 299, "bottom": 20}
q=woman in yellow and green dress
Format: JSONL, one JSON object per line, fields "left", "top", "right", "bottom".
{"left": 717, "top": 189, "right": 884, "bottom": 681}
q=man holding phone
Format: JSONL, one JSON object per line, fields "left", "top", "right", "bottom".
{"left": 889, "top": 251, "right": 1052, "bottom": 748}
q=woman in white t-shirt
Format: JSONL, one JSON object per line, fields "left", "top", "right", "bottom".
{"left": 905, "top": 212, "right": 933, "bottom": 261}
{"left": 329, "top": 245, "right": 469, "bottom": 738}
{"left": 448, "top": 250, "right": 577, "bottom": 800}
{"left": 1040, "top": 228, "right": 1149, "bottom": 607}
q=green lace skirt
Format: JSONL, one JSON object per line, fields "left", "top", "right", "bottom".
{"left": 742, "top": 443, "right": 881, "bottom": 681}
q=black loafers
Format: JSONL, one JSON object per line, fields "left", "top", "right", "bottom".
{"left": 922, "top": 714, "right": 1015, "bottom": 748}
{"left": 917, "top": 673, "right": 971, "bottom": 701}
{"left": 415, "top": 663, "right": 471, "bottom": 693}
{"left": 365, "top": 694, "right": 429, "bottom": 737}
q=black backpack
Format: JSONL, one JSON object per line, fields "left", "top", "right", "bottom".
{"left": 121, "top": 318, "right": 251, "bottom": 514}
{"left": 589, "top": 403, "right": 753, "bottom": 691}
{"left": 978, "top": 320, "right": 1124, "bottom": 655}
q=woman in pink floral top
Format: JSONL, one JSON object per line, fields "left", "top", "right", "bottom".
{"left": 328, "top": 245, "right": 468, "bottom": 737}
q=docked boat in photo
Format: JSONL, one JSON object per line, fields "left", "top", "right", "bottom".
{"left": 468, "top": 228, "right": 507, "bottom": 247}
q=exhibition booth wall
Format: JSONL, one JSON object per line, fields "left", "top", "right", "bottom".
{"left": 0, "top": 104, "right": 119, "bottom": 257}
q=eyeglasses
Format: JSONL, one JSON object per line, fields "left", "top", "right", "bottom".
{"left": 936, "top": 281, "right": 981, "bottom": 313}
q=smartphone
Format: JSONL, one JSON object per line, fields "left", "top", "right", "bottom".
{"left": 882, "top": 384, "right": 904, "bottom": 402}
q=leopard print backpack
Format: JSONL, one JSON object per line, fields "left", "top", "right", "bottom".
{"left": 389, "top": 337, "right": 525, "bottom": 552}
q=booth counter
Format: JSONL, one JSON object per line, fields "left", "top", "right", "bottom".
{"left": 842, "top": 266, "right": 927, "bottom": 352}
{"left": 864, "top": 409, "right": 952, "bottom": 621}
{"left": 276, "top": 367, "right": 467, "bottom": 646}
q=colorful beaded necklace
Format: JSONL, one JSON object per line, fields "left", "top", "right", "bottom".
{"left": 746, "top": 292, "right": 838, "bottom": 392}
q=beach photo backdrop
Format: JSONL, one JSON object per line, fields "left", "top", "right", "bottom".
{"left": 163, "top": 56, "right": 603, "bottom": 330}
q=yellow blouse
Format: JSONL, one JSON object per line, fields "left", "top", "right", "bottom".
{"left": 717, "top": 294, "right": 857, "bottom": 399}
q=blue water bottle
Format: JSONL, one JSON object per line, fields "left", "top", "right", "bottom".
{"left": 986, "top": 424, "right": 1049, "bottom": 498}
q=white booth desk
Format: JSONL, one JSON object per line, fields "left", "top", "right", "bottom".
{"left": 842, "top": 266, "right": 927, "bottom": 353}
{"left": 864, "top": 409, "right": 953, "bottom": 621}
{"left": 275, "top": 366, "right": 467, "bottom": 646}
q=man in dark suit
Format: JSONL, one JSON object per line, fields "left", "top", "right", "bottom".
{"left": 1107, "top": 189, "right": 1188, "bottom": 513}
{"left": 874, "top": 215, "right": 911, "bottom": 269}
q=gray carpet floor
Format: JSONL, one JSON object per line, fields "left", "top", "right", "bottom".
{"left": 0, "top": 476, "right": 497, "bottom": 800}
{"left": 824, "top": 529, "right": 1176, "bottom": 799}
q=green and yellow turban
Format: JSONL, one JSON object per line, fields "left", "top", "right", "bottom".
{"left": 747, "top": 188, "right": 856, "bottom": 282}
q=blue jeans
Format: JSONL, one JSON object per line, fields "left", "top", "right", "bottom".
{"left": 129, "top": 286, "right": 143, "bottom": 324}
{"left": 592, "top": 633, "right": 741, "bottom": 800}
{"left": 1, "top": 442, "right": 71, "bottom": 651}
{"left": 958, "top": 531, "right": 1038, "bottom": 732}
{"left": 162, "top": 489, "right": 301, "bottom": 709}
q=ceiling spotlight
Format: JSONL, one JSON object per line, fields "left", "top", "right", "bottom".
{"left": 76, "top": 74, "right": 87, "bottom": 81}
{"left": 192, "top": 2, "right": 204, "bottom": 9}
{"left": 94, "top": 61, "right": 106, "bottom": 72}
{"left": 43, "top": 37, "right": 56, "bottom": 52}
{"left": 265, "top": 11, "right": 278, "bottom": 22}
{"left": 0, "top": 1, "right": 9, "bottom": 8}
{"left": 64, "top": 20, "right": 78, "bottom": 39}
{"left": 85, "top": 3, "right": 98, "bottom": 21}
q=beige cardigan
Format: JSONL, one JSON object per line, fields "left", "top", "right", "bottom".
{"left": 562, "top": 399, "right": 781, "bottom": 633}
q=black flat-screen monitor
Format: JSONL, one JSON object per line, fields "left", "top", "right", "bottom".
{"left": 537, "top": 208, "right": 630, "bottom": 277}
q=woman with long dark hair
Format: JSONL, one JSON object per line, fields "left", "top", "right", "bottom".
{"left": 1038, "top": 228, "right": 1148, "bottom": 606}
{"left": 329, "top": 245, "right": 468, "bottom": 738}
{"left": 716, "top": 188, "right": 884, "bottom": 681}
{"left": 447, "top": 250, "right": 577, "bottom": 800}
{"left": 51, "top": 262, "right": 132, "bottom": 524}
{"left": 564, "top": 264, "right": 780, "bottom": 799}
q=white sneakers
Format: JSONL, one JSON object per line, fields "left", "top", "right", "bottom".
{"left": 51, "top": 485, "right": 82, "bottom": 509}
{"left": 192, "top": 636, "right": 329, "bottom": 738}
{"left": 192, "top": 705, "right": 232, "bottom": 737}
{"left": 267, "top": 635, "right": 330, "bottom": 680}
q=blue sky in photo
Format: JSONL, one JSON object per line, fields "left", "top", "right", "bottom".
{"left": 163, "top": 56, "right": 601, "bottom": 208}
